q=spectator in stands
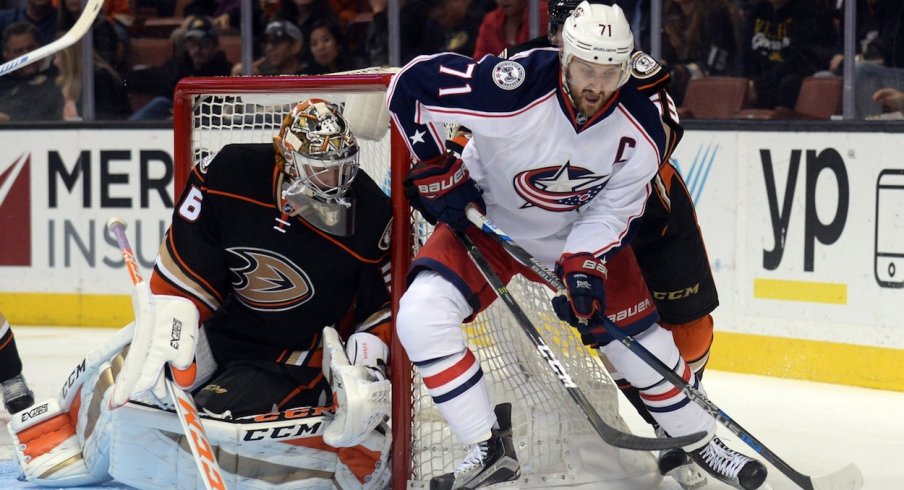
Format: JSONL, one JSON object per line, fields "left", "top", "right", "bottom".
{"left": 0, "top": 22, "right": 62, "bottom": 121}
{"left": 274, "top": 0, "right": 338, "bottom": 45}
{"left": 182, "top": 0, "right": 265, "bottom": 37}
{"left": 58, "top": 0, "right": 129, "bottom": 73}
{"left": 873, "top": 87, "right": 904, "bottom": 115}
{"left": 303, "top": 17, "right": 363, "bottom": 74}
{"left": 743, "top": 0, "right": 837, "bottom": 110}
{"left": 54, "top": 22, "right": 131, "bottom": 120}
{"left": 0, "top": 0, "right": 57, "bottom": 48}
{"left": 127, "top": 15, "right": 232, "bottom": 120}
{"left": 472, "top": 0, "right": 548, "bottom": 59}
{"left": 852, "top": 0, "right": 904, "bottom": 119}
{"left": 426, "top": 0, "right": 484, "bottom": 57}
{"left": 363, "top": 0, "right": 436, "bottom": 66}
{"left": 660, "top": 0, "right": 741, "bottom": 106}
{"left": 232, "top": 19, "right": 308, "bottom": 75}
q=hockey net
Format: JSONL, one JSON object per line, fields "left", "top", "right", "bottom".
{"left": 173, "top": 73, "right": 656, "bottom": 489}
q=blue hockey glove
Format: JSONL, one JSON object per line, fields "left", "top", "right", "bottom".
{"left": 552, "top": 252, "right": 608, "bottom": 340}
{"left": 403, "top": 153, "right": 485, "bottom": 231}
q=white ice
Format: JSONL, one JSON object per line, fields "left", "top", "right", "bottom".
{"left": 2, "top": 326, "right": 901, "bottom": 489}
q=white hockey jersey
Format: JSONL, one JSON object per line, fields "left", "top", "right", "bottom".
{"left": 387, "top": 48, "right": 666, "bottom": 267}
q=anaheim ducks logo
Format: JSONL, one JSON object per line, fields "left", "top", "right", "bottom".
{"left": 227, "top": 247, "right": 314, "bottom": 311}
{"left": 513, "top": 162, "right": 610, "bottom": 211}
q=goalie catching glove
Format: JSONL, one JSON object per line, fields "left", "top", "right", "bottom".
{"left": 403, "top": 152, "right": 485, "bottom": 232}
{"left": 322, "top": 326, "right": 391, "bottom": 447}
{"left": 552, "top": 252, "right": 608, "bottom": 343}
{"left": 110, "top": 282, "right": 200, "bottom": 408}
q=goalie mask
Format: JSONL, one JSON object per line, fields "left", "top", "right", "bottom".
{"left": 560, "top": 1, "right": 634, "bottom": 112}
{"left": 275, "top": 99, "right": 360, "bottom": 236}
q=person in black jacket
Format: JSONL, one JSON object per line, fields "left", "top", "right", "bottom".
{"left": 743, "top": 0, "right": 837, "bottom": 109}
{"left": 127, "top": 15, "right": 232, "bottom": 120}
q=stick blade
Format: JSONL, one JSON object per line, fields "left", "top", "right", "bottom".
{"left": 603, "top": 428, "right": 708, "bottom": 451}
{"left": 809, "top": 463, "right": 863, "bottom": 490}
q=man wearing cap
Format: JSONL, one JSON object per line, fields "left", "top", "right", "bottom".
{"left": 127, "top": 15, "right": 232, "bottom": 120}
{"left": 233, "top": 20, "right": 307, "bottom": 76}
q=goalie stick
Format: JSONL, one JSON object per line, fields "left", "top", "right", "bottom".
{"left": 107, "top": 217, "right": 227, "bottom": 490}
{"left": 465, "top": 207, "right": 864, "bottom": 490}
{"left": 453, "top": 229, "right": 706, "bottom": 451}
{"left": 0, "top": 0, "right": 102, "bottom": 77}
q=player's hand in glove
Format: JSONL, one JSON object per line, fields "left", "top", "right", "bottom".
{"left": 403, "top": 152, "right": 484, "bottom": 231}
{"left": 110, "top": 282, "right": 200, "bottom": 408}
{"left": 551, "top": 252, "right": 608, "bottom": 342}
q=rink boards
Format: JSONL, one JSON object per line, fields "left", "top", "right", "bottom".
{"left": 0, "top": 125, "right": 902, "bottom": 391}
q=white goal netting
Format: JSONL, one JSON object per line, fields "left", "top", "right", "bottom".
{"left": 173, "top": 75, "right": 658, "bottom": 489}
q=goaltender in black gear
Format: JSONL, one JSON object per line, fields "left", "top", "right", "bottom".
{"left": 8, "top": 99, "right": 394, "bottom": 489}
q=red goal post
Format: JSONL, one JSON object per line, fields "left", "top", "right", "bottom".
{"left": 172, "top": 73, "right": 657, "bottom": 490}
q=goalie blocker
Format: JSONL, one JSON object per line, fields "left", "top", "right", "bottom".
{"left": 7, "top": 326, "right": 391, "bottom": 489}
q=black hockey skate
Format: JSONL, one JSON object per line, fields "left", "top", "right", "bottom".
{"left": 2, "top": 373, "right": 34, "bottom": 413}
{"left": 430, "top": 403, "right": 520, "bottom": 490}
{"left": 690, "top": 436, "right": 768, "bottom": 490}
{"left": 656, "top": 427, "right": 707, "bottom": 490}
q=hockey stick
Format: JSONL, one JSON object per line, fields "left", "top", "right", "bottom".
{"left": 107, "top": 218, "right": 227, "bottom": 490}
{"left": 465, "top": 207, "right": 864, "bottom": 490}
{"left": 453, "top": 229, "right": 706, "bottom": 451}
{"left": 0, "top": 0, "right": 102, "bottom": 77}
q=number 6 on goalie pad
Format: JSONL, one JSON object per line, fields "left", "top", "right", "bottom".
{"left": 322, "top": 327, "right": 391, "bottom": 448}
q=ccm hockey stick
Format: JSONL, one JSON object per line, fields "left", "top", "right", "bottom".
{"left": 107, "top": 218, "right": 226, "bottom": 490}
{"left": 453, "top": 229, "right": 706, "bottom": 451}
{"left": 465, "top": 207, "right": 864, "bottom": 490}
{"left": 0, "top": 0, "right": 102, "bottom": 77}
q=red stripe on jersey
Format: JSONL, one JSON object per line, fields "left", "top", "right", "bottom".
{"left": 422, "top": 350, "right": 477, "bottom": 389}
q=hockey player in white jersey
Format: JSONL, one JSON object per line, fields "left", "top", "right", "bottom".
{"left": 388, "top": 2, "right": 766, "bottom": 489}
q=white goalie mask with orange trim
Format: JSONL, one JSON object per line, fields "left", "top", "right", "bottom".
{"left": 274, "top": 99, "right": 360, "bottom": 236}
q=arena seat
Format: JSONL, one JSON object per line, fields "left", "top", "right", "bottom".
{"left": 219, "top": 35, "right": 243, "bottom": 65}
{"left": 128, "top": 37, "right": 174, "bottom": 69}
{"left": 677, "top": 76, "right": 751, "bottom": 119}
{"left": 735, "top": 76, "right": 843, "bottom": 120}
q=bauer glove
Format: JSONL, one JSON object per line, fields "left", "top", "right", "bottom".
{"left": 552, "top": 252, "right": 607, "bottom": 342}
{"left": 403, "top": 153, "right": 485, "bottom": 232}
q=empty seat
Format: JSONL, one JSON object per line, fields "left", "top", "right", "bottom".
{"left": 129, "top": 37, "right": 174, "bottom": 69}
{"left": 735, "top": 76, "right": 843, "bottom": 120}
{"left": 677, "top": 77, "right": 751, "bottom": 119}
{"left": 219, "top": 35, "right": 244, "bottom": 65}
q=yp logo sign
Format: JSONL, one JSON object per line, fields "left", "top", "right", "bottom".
{"left": 0, "top": 153, "right": 31, "bottom": 266}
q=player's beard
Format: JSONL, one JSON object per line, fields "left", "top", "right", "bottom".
{"left": 574, "top": 89, "right": 614, "bottom": 118}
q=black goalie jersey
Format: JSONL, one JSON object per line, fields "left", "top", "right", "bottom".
{"left": 150, "top": 143, "right": 393, "bottom": 366}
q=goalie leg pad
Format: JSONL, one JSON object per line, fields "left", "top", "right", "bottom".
{"left": 322, "top": 327, "right": 390, "bottom": 448}
{"left": 334, "top": 422, "right": 391, "bottom": 490}
{"left": 7, "top": 397, "right": 107, "bottom": 487}
{"left": 110, "top": 402, "right": 390, "bottom": 489}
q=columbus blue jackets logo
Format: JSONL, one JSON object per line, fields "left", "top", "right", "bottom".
{"left": 227, "top": 247, "right": 315, "bottom": 311}
{"left": 514, "top": 162, "right": 610, "bottom": 211}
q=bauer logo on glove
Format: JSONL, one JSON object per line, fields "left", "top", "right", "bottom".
{"left": 415, "top": 165, "right": 468, "bottom": 197}
{"left": 403, "top": 153, "right": 485, "bottom": 231}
